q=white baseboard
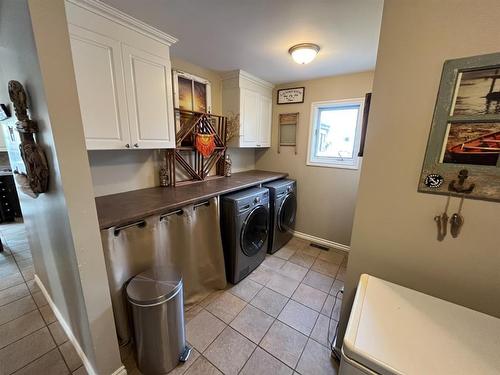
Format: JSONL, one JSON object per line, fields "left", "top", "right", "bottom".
{"left": 111, "top": 367, "right": 128, "bottom": 375}
{"left": 292, "top": 230, "right": 350, "bottom": 253}
{"left": 34, "top": 275, "right": 127, "bottom": 375}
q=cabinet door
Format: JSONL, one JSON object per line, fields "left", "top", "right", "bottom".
{"left": 240, "top": 89, "right": 259, "bottom": 147}
{"left": 258, "top": 95, "right": 272, "bottom": 147}
{"left": 122, "top": 45, "right": 175, "bottom": 149}
{"left": 68, "top": 25, "right": 131, "bottom": 149}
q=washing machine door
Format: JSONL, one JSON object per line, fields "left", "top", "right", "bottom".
{"left": 240, "top": 205, "right": 269, "bottom": 257}
{"left": 277, "top": 192, "right": 296, "bottom": 232}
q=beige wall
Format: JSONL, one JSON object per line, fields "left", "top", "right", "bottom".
{"left": 256, "top": 72, "right": 374, "bottom": 246}
{"left": 338, "top": 0, "right": 500, "bottom": 348}
{"left": 89, "top": 56, "right": 255, "bottom": 197}
{"left": 0, "top": 0, "right": 122, "bottom": 373}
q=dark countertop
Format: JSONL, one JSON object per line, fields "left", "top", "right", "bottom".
{"left": 95, "top": 170, "right": 287, "bottom": 229}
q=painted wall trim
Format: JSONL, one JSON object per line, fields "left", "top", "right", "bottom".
{"left": 34, "top": 275, "right": 127, "bottom": 375}
{"left": 292, "top": 230, "right": 350, "bottom": 253}
{"left": 66, "top": 0, "right": 178, "bottom": 46}
{"left": 221, "top": 69, "right": 274, "bottom": 89}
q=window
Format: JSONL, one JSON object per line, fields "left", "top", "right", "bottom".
{"left": 307, "top": 99, "right": 364, "bottom": 169}
{"left": 172, "top": 70, "right": 212, "bottom": 113}
{"left": 172, "top": 70, "right": 212, "bottom": 133}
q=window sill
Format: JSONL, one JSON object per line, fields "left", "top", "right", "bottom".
{"left": 306, "top": 160, "right": 360, "bottom": 170}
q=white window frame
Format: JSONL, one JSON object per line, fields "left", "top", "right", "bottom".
{"left": 306, "top": 98, "right": 364, "bottom": 170}
{"left": 172, "top": 70, "right": 212, "bottom": 113}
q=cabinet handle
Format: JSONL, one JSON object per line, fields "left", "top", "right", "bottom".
{"left": 134, "top": 143, "right": 139, "bottom": 148}
{"left": 125, "top": 144, "right": 130, "bottom": 148}
{"left": 256, "top": 144, "right": 261, "bottom": 147}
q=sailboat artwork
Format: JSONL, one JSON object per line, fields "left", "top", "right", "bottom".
{"left": 452, "top": 67, "right": 500, "bottom": 116}
{"left": 419, "top": 53, "right": 500, "bottom": 202}
{"left": 442, "top": 67, "right": 500, "bottom": 166}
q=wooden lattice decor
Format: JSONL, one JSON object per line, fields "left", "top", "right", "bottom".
{"left": 166, "top": 108, "right": 227, "bottom": 186}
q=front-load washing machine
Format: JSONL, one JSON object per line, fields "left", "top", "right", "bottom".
{"left": 263, "top": 179, "right": 296, "bottom": 254}
{"left": 221, "top": 187, "right": 270, "bottom": 284}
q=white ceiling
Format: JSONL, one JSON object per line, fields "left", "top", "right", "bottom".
{"left": 101, "top": 0, "right": 384, "bottom": 84}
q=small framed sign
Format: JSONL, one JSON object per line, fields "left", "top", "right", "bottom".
{"left": 277, "top": 87, "right": 305, "bottom": 105}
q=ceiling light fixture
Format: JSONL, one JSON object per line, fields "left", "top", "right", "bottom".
{"left": 288, "top": 43, "right": 320, "bottom": 65}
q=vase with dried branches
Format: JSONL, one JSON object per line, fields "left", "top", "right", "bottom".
{"left": 223, "top": 112, "right": 239, "bottom": 177}
{"left": 225, "top": 112, "right": 240, "bottom": 143}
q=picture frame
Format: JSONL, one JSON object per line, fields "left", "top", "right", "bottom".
{"left": 277, "top": 87, "right": 305, "bottom": 104}
{"left": 172, "top": 70, "right": 212, "bottom": 113}
{"left": 418, "top": 52, "right": 500, "bottom": 202}
{"left": 357, "top": 93, "right": 372, "bottom": 157}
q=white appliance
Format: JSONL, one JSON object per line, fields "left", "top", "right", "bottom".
{"left": 340, "top": 274, "right": 500, "bottom": 375}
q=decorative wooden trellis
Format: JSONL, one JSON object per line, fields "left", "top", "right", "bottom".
{"left": 166, "top": 108, "right": 227, "bottom": 186}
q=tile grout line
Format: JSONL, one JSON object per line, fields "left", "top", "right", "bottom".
{"left": 293, "top": 271, "right": 345, "bottom": 372}
{"left": 1, "top": 228, "right": 73, "bottom": 375}
{"left": 200, "top": 274, "right": 293, "bottom": 375}
{"left": 250, "top": 290, "right": 295, "bottom": 372}
{"left": 235, "top": 280, "right": 293, "bottom": 374}
{"left": 0, "top": 289, "right": 32, "bottom": 309}
{"left": 236, "top": 246, "right": 308, "bottom": 373}
{"left": 1, "top": 326, "right": 55, "bottom": 375}
{"left": 252, "top": 250, "right": 346, "bottom": 372}
{"left": 0, "top": 323, "right": 48, "bottom": 352}
{"left": 0, "top": 296, "right": 38, "bottom": 327}
{"left": 129, "top": 240, "right": 344, "bottom": 374}
{"left": 196, "top": 308, "right": 244, "bottom": 374}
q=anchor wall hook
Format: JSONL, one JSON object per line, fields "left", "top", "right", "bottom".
{"left": 448, "top": 169, "right": 475, "bottom": 194}
{"left": 434, "top": 194, "right": 450, "bottom": 241}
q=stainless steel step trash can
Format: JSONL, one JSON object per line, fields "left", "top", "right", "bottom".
{"left": 127, "top": 267, "right": 190, "bottom": 374}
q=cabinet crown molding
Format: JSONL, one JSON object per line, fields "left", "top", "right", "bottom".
{"left": 66, "top": 0, "right": 178, "bottom": 46}
{"left": 221, "top": 70, "right": 274, "bottom": 90}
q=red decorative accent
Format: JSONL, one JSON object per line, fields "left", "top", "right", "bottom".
{"left": 166, "top": 109, "right": 227, "bottom": 186}
{"left": 195, "top": 133, "right": 216, "bottom": 157}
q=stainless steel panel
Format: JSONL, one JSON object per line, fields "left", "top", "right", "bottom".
{"left": 100, "top": 197, "right": 226, "bottom": 345}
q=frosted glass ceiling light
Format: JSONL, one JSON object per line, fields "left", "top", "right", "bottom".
{"left": 289, "top": 43, "right": 320, "bottom": 64}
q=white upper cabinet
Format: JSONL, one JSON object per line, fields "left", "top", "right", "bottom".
{"left": 69, "top": 25, "right": 131, "bottom": 149}
{"left": 65, "top": 0, "right": 177, "bottom": 150}
{"left": 122, "top": 45, "right": 175, "bottom": 149}
{"left": 222, "top": 70, "right": 274, "bottom": 148}
{"left": 259, "top": 95, "right": 272, "bottom": 147}
{"left": 240, "top": 88, "right": 260, "bottom": 146}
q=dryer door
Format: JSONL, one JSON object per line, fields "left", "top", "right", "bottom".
{"left": 240, "top": 205, "right": 269, "bottom": 257}
{"left": 278, "top": 193, "right": 297, "bottom": 232}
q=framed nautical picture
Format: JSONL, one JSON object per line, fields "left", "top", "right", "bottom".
{"left": 419, "top": 52, "right": 500, "bottom": 202}
{"left": 277, "top": 87, "right": 305, "bottom": 104}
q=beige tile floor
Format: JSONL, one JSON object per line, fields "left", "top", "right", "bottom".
{"left": 0, "top": 221, "right": 87, "bottom": 375}
{"left": 125, "top": 237, "right": 347, "bottom": 375}
{"left": 1, "top": 221, "right": 346, "bottom": 375}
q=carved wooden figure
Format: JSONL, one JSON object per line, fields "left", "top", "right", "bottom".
{"left": 8, "top": 81, "right": 49, "bottom": 195}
